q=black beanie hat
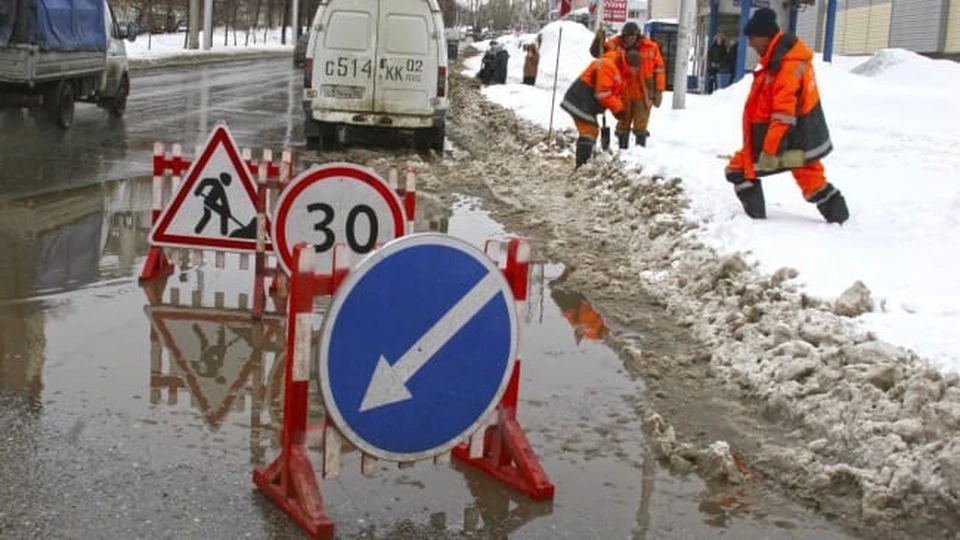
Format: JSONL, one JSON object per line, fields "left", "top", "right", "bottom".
{"left": 743, "top": 7, "right": 780, "bottom": 37}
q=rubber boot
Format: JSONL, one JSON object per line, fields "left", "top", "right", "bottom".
{"left": 808, "top": 183, "right": 849, "bottom": 224}
{"left": 635, "top": 130, "right": 649, "bottom": 148}
{"left": 617, "top": 132, "right": 630, "bottom": 150}
{"left": 727, "top": 171, "right": 766, "bottom": 219}
{"left": 575, "top": 137, "right": 594, "bottom": 169}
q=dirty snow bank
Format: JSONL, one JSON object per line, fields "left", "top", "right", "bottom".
{"left": 466, "top": 29, "right": 960, "bottom": 375}
{"left": 453, "top": 44, "right": 960, "bottom": 534}
{"left": 127, "top": 28, "right": 293, "bottom": 65}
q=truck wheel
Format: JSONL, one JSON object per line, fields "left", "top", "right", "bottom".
{"left": 415, "top": 124, "right": 445, "bottom": 154}
{"left": 47, "top": 81, "right": 75, "bottom": 129}
{"left": 107, "top": 76, "right": 129, "bottom": 118}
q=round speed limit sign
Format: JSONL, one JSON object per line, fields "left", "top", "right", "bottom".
{"left": 272, "top": 163, "right": 407, "bottom": 275}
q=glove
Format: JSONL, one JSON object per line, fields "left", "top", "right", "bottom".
{"left": 756, "top": 152, "right": 780, "bottom": 172}
{"left": 653, "top": 92, "right": 662, "bottom": 108}
{"left": 780, "top": 149, "right": 805, "bottom": 169}
{"left": 612, "top": 108, "right": 628, "bottom": 121}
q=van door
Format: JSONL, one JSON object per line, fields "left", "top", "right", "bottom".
{"left": 374, "top": 0, "right": 438, "bottom": 116}
{"left": 314, "top": 0, "right": 379, "bottom": 112}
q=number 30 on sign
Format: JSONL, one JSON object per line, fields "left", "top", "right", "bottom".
{"left": 272, "top": 163, "right": 408, "bottom": 275}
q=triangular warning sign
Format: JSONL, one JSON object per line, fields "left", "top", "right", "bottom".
{"left": 150, "top": 125, "right": 265, "bottom": 252}
{"left": 147, "top": 306, "right": 279, "bottom": 428}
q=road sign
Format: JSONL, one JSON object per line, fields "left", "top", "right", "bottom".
{"left": 150, "top": 125, "right": 263, "bottom": 252}
{"left": 317, "top": 233, "right": 518, "bottom": 461}
{"left": 272, "top": 163, "right": 406, "bottom": 275}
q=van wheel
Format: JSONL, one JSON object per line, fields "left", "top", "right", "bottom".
{"left": 47, "top": 81, "right": 75, "bottom": 129}
{"left": 107, "top": 75, "right": 129, "bottom": 118}
{"left": 416, "top": 124, "right": 445, "bottom": 154}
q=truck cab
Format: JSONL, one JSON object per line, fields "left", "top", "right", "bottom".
{"left": 303, "top": 0, "right": 448, "bottom": 153}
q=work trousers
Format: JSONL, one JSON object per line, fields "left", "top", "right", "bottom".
{"left": 615, "top": 99, "right": 651, "bottom": 136}
{"left": 726, "top": 150, "right": 828, "bottom": 199}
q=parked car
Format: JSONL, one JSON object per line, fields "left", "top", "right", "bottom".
{"left": 302, "top": 0, "right": 448, "bottom": 153}
{"left": 0, "top": 0, "right": 135, "bottom": 129}
{"left": 293, "top": 33, "right": 308, "bottom": 68}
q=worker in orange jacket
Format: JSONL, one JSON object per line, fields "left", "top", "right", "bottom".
{"left": 726, "top": 8, "right": 849, "bottom": 224}
{"left": 591, "top": 22, "right": 666, "bottom": 148}
{"left": 561, "top": 48, "right": 640, "bottom": 168}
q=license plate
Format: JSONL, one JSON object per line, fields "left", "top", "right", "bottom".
{"left": 320, "top": 84, "right": 365, "bottom": 100}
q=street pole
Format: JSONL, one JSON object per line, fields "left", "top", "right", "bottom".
{"left": 188, "top": 0, "right": 200, "bottom": 49}
{"left": 202, "top": 0, "right": 213, "bottom": 50}
{"left": 292, "top": 0, "right": 300, "bottom": 38}
{"left": 823, "top": 0, "right": 838, "bottom": 62}
{"left": 672, "top": 0, "right": 694, "bottom": 109}
{"left": 734, "top": 0, "right": 751, "bottom": 82}
{"left": 594, "top": 0, "right": 604, "bottom": 31}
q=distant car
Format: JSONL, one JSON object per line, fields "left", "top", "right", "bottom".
{"left": 293, "top": 34, "right": 309, "bottom": 68}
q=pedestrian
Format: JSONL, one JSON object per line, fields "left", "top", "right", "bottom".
{"left": 560, "top": 48, "right": 639, "bottom": 168}
{"left": 590, "top": 22, "right": 666, "bottom": 148}
{"left": 523, "top": 39, "right": 540, "bottom": 86}
{"left": 493, "top": 41, "right": 509, "bottom": 84}
{"left": 724, "top": 7, "right": 849, "bottom": 224}
{"left": 707, "top": 33, "right": 727, "bottom": 93}
{"left": 477, "top": 41, "right": 500, "bottom": 85}
{"left": 719, "top": 39, "right": 737, "bottom": 89}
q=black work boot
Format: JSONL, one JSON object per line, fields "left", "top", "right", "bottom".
{"left": 807, "top": 183, "right": 849, "bottom": 224}
{"left": 617, "top": 132, "right": 630, "bottom": 150}
{"left": 575, "top": 137, "right": 594, "bottom": 169}
{"left": 635, "top": 130, "right": 649, "bottom": 147}
{"left": 726, "top": 171, "right": 766, "bottom": 219}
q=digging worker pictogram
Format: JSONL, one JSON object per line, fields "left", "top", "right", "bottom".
{"left": 724, "top": 7, "right": 849, "bottom": 224}
{"left": 590, "top": 22, "right": 666, "bottom": 149}
{"left": 561, "top": 48, "right": 639, "bottom": 168}
{"left": 194, "top": 172, "right": 237, "bottom": 235}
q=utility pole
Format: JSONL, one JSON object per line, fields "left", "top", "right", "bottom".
{"left": 188, "top": 0, "right": 200, "bottom": 49}
{"left": 672, "top": 0, "right": 694, "bottom": 108}
{"left": 202, "top": 0, "right": 213, "bottom": 50}
{"left": 292, "top": 0, "right": 300, "bottom": 38}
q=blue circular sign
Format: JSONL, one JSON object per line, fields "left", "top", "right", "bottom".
{"left": 317, "top": 234, "right": 518, "bottom": 461}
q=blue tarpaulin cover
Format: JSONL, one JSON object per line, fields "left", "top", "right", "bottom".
{"left": 0, "top": 0, "right": 106, "bottom": 51}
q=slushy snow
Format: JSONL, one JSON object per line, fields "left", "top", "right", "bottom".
{"left": 465, "top": 21, "right": 960, "bottom": 373}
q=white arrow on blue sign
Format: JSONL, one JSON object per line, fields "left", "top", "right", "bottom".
{"left": 317, "top": 233, "right": 518, "bottom": 462}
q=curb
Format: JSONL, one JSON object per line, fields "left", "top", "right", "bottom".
{"left": 129, "top": 49, "right": 294, "bottom": 72}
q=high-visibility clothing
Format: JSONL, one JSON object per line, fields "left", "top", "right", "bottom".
{"left": 726, "top": 150, "right": 827, "bottom": 199}
{"left": 561, "top": 50, "right": 629, "bottom": 125}
{"left": 603, "top": 35, "right": 666, "bottom": 99}
{"left": 735, "top": 32, "right": 832, "bottom": 180}
{"left": 615, "top": 99, "right": 651, "bottom": 136}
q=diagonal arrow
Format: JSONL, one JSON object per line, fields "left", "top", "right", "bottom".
{"left": 359, "top": 271, "right": 504, "bottom": 413}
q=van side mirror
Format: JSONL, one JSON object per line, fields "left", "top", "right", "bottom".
{"left": 125, "top": 22, "right": 137, "bottom": 42}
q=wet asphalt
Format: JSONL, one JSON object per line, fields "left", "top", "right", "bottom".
{"left": 0, "top": 58, "right": 856, "bottom": 539}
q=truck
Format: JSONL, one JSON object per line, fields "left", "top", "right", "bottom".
{"left": 0, "top": 0, "right": 135, "bottom": 129}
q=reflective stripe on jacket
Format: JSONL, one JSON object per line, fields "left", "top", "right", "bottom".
{"left": 561, "top": 50, "right": 627, "bottom": 124}
{"left": 741, "top": 32, "right": 832, "bottom": 178}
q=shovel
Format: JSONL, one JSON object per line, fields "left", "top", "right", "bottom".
{"left": 600, "top": 114, "right": 611, "bottom": 151}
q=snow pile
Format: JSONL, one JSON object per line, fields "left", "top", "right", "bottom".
{"left": 127, "top": 28, "right": 293, "bottom": 62}
{"left": 464, "top": 43, "right": 960, "bottom": 373}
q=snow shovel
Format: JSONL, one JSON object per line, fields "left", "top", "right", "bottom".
{"left": 600, "top": 114, "right": 611, "bottom": 151}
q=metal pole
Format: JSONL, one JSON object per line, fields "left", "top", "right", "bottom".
{"left": 292, "top": 0, "right": 300, "bottom": 38}
{"left": 788, "top": 1, "right": 799, "bottom": 34}
{"left": 547, "top": 27, "right": 564, "bottom": 144}
{"left": 594, "top": 0, "right": 604, "bottom": 31}
{"left": 672, "top": 0, "right": 694, "bottom": 109}
{"left": 202, "top": 0, "right": 213, "bottom": 50}
{"left": 189, "top": 0, "right": 200, "bottom": 49}
{"left": 823, "top": 0, "right": 838, "bottom": 62}
{"left": 734, "top": 0, "right": 751, "bottom": 82}
{"left": 708, "top": 0, "right": 719, "bottom": 44}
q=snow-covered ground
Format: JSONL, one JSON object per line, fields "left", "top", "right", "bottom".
{"left": 127, "top": 27, "right": 293, "bottom": 62}
{"left": 465, "top": 21, "right": 960, "bottom": 373}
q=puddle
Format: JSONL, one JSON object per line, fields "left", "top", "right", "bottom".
{"left": 0, "top": 180, "right": 853, "bottom": 538}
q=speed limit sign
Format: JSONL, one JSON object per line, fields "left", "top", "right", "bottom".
{"left": 272, "top": 163, "right": 408, "bottom": 275}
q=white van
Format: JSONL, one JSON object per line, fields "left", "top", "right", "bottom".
{"left": 303, "top": 0, "right": 448, "bottom": 152}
